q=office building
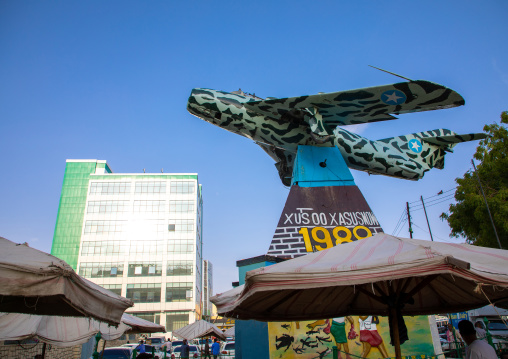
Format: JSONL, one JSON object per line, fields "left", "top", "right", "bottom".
{"left": 51, "top": 159, "right": 206, "bottom": 332}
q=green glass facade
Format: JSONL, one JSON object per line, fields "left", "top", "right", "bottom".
{"left": 51, "top": 161, "right": 101, "bottom": 269}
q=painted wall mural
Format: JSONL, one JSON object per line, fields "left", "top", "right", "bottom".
{"left": 269, "top": 315, "right": 435, "bottom": 359}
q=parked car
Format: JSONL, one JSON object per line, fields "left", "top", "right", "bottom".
{"left": 90, "top": 346, "right": 133, "bottom": 359}
{"left": 147, "top": 336, "right": 166, "bottom": 350}
{"left": 170, "top": 340, "right": 185, "bottom": 351}
{"left": 171, "top": 344, "right": 201, "bottom": 358}
{"left": 474, "top": 320, "right": 508, "bottom": 349}
{"left": 120, "top": 343, "right": 163, "bottom": 358}
{"left": 221, "top": 341, "right": 235, "bottom": 358}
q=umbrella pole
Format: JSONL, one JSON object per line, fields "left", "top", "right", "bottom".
{"left": 41, "top": 342, "right": 47, "bottom": 359}
{"left": 390, "top": 308, "right": 402, "bottom": 359}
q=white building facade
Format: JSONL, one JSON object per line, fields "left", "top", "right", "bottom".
{"left": 51, "top": 160, "right": 206, "bottom": 333}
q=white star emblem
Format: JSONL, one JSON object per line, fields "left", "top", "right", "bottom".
{"left": 410, "top": 140, "right": 421, "bottom": 151}
{"left": 384, "top": 91, "right": 403, "bottom": 104}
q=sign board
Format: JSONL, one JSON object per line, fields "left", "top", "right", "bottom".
{"left": 267, "top": 185, "right": 384, "bottom": 258}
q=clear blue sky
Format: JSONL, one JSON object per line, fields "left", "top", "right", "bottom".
{"left": 1, "top": 1, "right": 507, "bottom": 294}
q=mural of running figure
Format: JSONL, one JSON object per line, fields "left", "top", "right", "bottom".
{"left": 326, "top": 317, "right": 355, "bottom": 359}
{"left": 359, "top": 316, "right": 389, "bottom": 358}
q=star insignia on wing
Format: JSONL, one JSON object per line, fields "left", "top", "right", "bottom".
{"left": 384, "top": 91, "right": 404, "bottom": 104}
{"left": 410, "top": 140, "right": 421, "bottom": 152}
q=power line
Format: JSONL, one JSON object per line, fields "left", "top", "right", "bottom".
{"left": 407, "top": 187, "right": 455, "bottom": 205}
{"left": 410, "top": 194, "right": 455, "bottom": 211}
{"left": 411, "top": 222, "right": 462, "bottom": 244}
{"left": 391, "top": 209, "right": 407, "bottom": 236}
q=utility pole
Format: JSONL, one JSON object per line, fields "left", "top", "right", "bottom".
{"left": 406, "top": 202, "right": 413, "bottom": 238}
{"left": 421, "top": 196, "right": 434, "bottom": 241}
{"left": 471, "top": 160, "right": 502, "bottom": 249}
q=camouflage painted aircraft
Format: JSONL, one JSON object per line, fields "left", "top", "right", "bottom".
{"left": 187, "top": 80, "right": 486, "bottom": 186}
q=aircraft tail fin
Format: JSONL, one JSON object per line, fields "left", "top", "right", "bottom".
{"left": 379, "top": 129, "right": 487, "bottom": 170}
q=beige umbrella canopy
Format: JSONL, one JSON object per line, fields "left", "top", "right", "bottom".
{"left": 172, "top": 320, "right": 226, "bottom": 341}
{"left": 211, "top": 233, "right": 508, "bottom": 359}
{"left": 0, "top": 312, "right": 131, "bottom": 347}
{"left": 122, "top": 313, "right": 166, "bottom": 334}
{"left": 0, "top": 312, "right": 164, "bottom": 348}
{"left": 223, "top": 326, "right": 235, "bottom": 338}
{"left": 0, "top": 237, "right": 133, "bottom": 325}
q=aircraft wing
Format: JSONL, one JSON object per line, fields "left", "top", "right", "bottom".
{"left": 244, "top": 80, "right": 465, "bottom": 127}
{"left": 421, "top": 132, "right": 488, "bottom": 145}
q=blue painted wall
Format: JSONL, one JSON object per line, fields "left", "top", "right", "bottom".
{"left": 292, "top": 146, "right": 355, "bottom": 187}
{"left": 236, "top": 259, "right": 279, "bottom": 359}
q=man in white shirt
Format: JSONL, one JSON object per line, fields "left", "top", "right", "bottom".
{"left": 475, "top": 322, "right": 487, "bottom": 341}
{"left": 458, "top": 320, "right": 497, "bottom": 359}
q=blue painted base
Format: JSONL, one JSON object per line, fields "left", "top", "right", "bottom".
{"left": 291, "top": 146, "right": 355, "bottom": 187}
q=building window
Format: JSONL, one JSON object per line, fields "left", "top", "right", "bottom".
{"left": 167, "top": 260, "right": 193, "bottom": 276}
{"left": 170, "top": 181, "right": 195, "bottom": 194}
{"left": 169, "top": 201, "right": 194, "bottom": 213}
{"left": 167, "top": 219, "right": 194, "bottom": 232}
{"left": 130, "top": 312, "right": 161, "bottom": 325}
{"left": 87, "top": 201, "right": 129, "bottom": 214}
{"left": 102, "top": 284, "right": 122, "bottom": 296}
{"left": 90, "top": 182, "right": 131, "bottom": 195}
{"left": 135, "top": 182, "right": 166, "bottom": 194}
{"left": 167, "top": 240, "right": 193, "bottom": 253}
{"left": 133, "top": 200, "right": 165, "bottom": 213}
{"left": 130, "top": 240, "right": 163, "bottom": 256}
{"left": 84, "top": 220, "right": 126, "bottom": 234}
{"left": 79, "top": 262, "right": 124, "bottom": 278}
{"left": 128, "top": 262, "right": 162, "bottom": 277}
{"left": 126, "top": 284, "right": 161, "bottom": 303}
{"left": 81, "top": 241, "right": 128, "bottom": 256}
{"left": 166, "top": 311, "right": 189, "bottom": 331}
{"left": 166, "top": 282, "right": 192, "bottom": 302}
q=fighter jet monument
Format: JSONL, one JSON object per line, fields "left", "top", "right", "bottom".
{"left": 187, "top": 77, "right": 486, "bottom": 258}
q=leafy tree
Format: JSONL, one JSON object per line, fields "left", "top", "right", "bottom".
{"left": 441, "top": 111, "right": 508, "bottom": 249}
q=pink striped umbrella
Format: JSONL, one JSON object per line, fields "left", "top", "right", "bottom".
{"left": 211, "top": 233, "right": 508, "bottom": 359}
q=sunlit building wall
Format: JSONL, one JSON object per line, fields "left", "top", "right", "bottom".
{"left": 51, "top": 159, "right": 205, "bottom": 333}
{"left": 202, "top": 260, "right": 213, "bottom": 320}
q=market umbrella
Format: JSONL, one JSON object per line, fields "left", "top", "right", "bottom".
{"left": 211, "top": 233, "right": 508, "bottom": 359}
{"left": 172, "top": 320, "right": 226, "bottom": 341}
{"left": 122, "top": 313, "right": 166, "bottom": 333}
{"left": 0, "top": 312, "right": 130, "bottom": 347}
{"left": 223, "top": 326, "right": 235, "bottom": 338}
{"left": 0, "top": 237, "right": 133, "bottom": 325}
{"left": 0, "top": 312, "right": 165, "bottom": 347}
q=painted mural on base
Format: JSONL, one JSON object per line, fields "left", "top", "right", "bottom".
{"left": 269, "top": 316, "right": 435, "bottom": 359}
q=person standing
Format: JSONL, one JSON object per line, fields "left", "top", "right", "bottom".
{"left": 180, "top": 339, "right": 191, "bottom": 359}
{"left": 211, "top": 338, "right": 221, "bottom": 359}
{"left": 203, "top": 338, "right": 211, "bottom": 359}
{"left": 137, "top": 340, "right": 146, "bottom": 354}
{"left": 447, "top": 323, "right": 463, "bottom": 350}
{"left": 475, "top": 322, "right": 487, "bottom": 341}
{"left": 458, "top": 320, "right": 497, "bottom": 359}
{"left": 162, "top": 338, "right": 172, "bottom": 353}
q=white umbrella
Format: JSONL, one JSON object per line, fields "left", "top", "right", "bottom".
{"left": 172, "top": 320, "right": 226, "bottom": 341}
{"left": 0, "top": 312, "right": 165, "bottom": 347}
{"left": 211, "top": 233, "right": 508, "bottom": 359}
{"left": 122, "top": 313, "right": 166, "bottom": 333}
{"left": 223, "top": 326, "right": 235, "bottom": 338}
{"left": 0, "top": 237, "right": 133, "bottom": 325}
{"left": 0, "top": 312, "right": 129, "bottom": 347}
